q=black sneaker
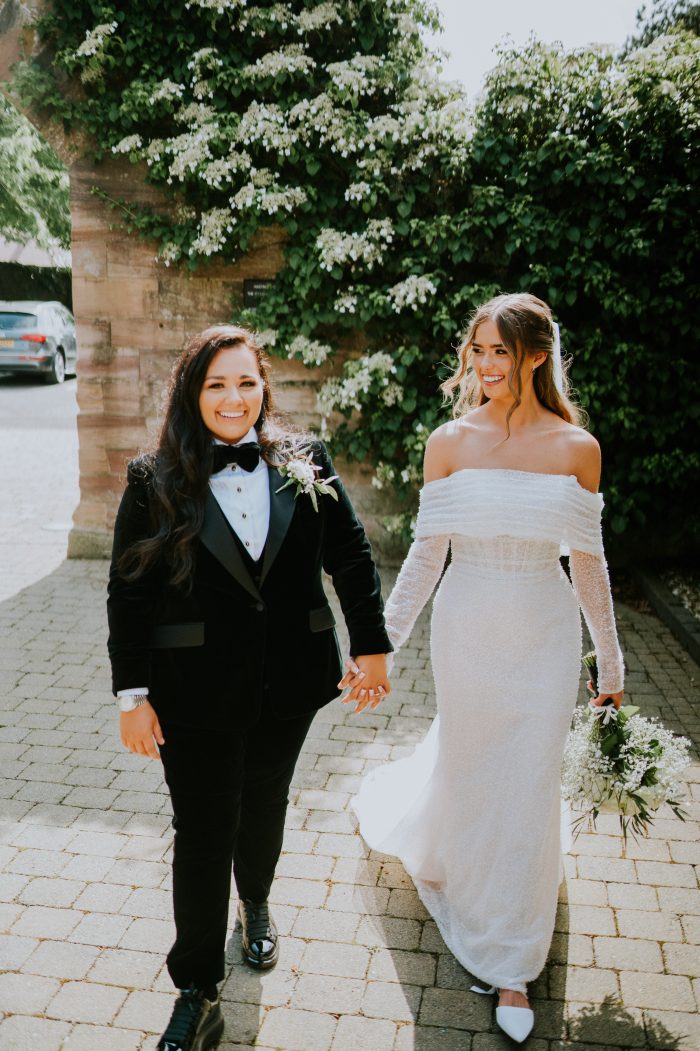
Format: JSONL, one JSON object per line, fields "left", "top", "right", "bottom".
{"left": 157, "top": 985, "right": 224, "bottom": 1051}
{"left": 238, "top": 899, "right": 279, "bottom": 969}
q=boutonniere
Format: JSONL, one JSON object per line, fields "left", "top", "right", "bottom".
{"left": 276, "top": 452, "right": 339, "bottom": 512}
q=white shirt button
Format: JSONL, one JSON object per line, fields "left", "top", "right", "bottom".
{"left": 209, "top": 429, "right": 269, "bottom": 561}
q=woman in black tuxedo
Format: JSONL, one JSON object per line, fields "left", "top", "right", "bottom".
{"left": 107, "top": 325, "right": 391, "bottom": 1051}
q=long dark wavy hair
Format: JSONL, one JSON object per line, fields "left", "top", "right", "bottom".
{"left": 120, "top": 325, "right": 312, "bottom": 588}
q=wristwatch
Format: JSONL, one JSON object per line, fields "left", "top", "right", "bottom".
{"left": 118, "top": 693, "right": 149, "bottom": 713}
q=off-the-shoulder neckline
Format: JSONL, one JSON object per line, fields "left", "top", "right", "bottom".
{"left": 423, "top": 467, "right": 600, "bottom": 497}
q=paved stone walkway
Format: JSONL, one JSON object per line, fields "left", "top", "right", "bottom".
{"left": 0, "top": 560, "right": 698, "bottom": 1050}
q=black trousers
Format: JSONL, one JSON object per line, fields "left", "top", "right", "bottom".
{"left": 159, "top": 708, "right": 316, "bottom": 989}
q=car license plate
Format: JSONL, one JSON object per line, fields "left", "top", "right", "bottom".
{"left": 0, "top": 339, "right": 14, "bottom": 347}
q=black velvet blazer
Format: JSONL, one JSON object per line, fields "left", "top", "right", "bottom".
{"left": 107, "top": 442, "right": 392, "bottom": 729}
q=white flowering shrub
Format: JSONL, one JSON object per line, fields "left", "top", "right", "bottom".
{"left": 287, "top": 335, "right": 332, "bottom": 367}
{"left": 191, "top": 207, "right": 234, "bottom": 256}
{"left": 185, "top": 0, "right": 247, "bottom": 12}
{"left": 387, "top": 274, "right": 438, "bottom": 312}
{"left": 334, "top": 290, "right": 358, "bottom": 314}
{"left": 244, "top": 45, "right": 316, "bottom": 81}
{"left": 112, "top": 134, "right": 142, "bottom": 155}
{"left": 18, "top": 3, "right": 699, "bottom": 550}
{"left": 316, "top": 219, "right": 394, "bottom": 272}
{"left": 76, "top": 21, "right": 117, "bottom": 57}
{"left": 317, "top": 351, "right": 395, "bottom": 414}
{"left": 148, "top": 80, "right": 186, "bottom": 106}
{"left": 74, "top": 21, "right": 118, "bottom": 83}
{"left": 327, "top": 55, "right": 386, "bottom": 96}
{"left": 344, "top": 181, "right": 372, "bottom": 203}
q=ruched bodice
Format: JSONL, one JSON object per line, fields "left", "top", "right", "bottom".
{"left": 416, "top": 468, "right": 605, "bottom": 556}
{"left": 451, "top": 535, "right": 563, "bottom": 580}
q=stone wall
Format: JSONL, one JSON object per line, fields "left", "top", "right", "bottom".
{"left": 0, "top": 0, "right": 401, "bottom": 565}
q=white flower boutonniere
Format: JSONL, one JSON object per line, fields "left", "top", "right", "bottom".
{"left": 276, "top": 452, "right": 339, "bottom": 512}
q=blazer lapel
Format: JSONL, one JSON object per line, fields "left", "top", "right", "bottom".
{"left": 260, "top": 466, "right": 296, "bottom": 585}
{"left": 200, "top": 489, "right": 262, "bottom": 601}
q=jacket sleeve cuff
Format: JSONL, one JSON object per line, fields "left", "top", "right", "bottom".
{"left": 348, "top": 630, "right": 394, "bottom": 657}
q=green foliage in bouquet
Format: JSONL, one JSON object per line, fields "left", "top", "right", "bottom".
{"left": 11, "top": 0, "right": 700, "bottom": 556}
{"left": 563, "top": 652, "right": 690, "bottom": 842}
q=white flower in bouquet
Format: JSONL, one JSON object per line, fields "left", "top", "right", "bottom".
{"left": 562, "top": 653, "right": 691, "bottom": 840}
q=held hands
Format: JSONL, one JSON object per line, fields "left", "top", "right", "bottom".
{"left": 338, "top": 654, "right": 391, "bottom": 713}
{"left": 119, "top": 702, "right": 164, "bottom": 760}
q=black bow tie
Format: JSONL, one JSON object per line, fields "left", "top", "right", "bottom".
{"left": 211, "top": 442, "right": 261, "bottom": 474}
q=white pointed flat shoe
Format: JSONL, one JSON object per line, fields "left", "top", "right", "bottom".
{"left": 496, "top": 1004, "right": 534, "bottom": 1043}
{"left": 470, "top": 984, "right": 534, "bottom": 1043}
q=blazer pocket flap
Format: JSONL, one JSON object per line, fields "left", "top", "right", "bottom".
{"left": 151, "top": 622, "right": 205, "bottom": 648}
{"left": 309, "top": 605, "right": 336, "bottom": 632}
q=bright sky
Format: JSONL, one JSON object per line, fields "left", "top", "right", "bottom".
{"left": 426, "top": 0, "right": 645, "bottom": 98}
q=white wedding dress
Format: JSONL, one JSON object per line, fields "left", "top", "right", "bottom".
{"left": 353, "top": 469, "right": 623, "bottom": 994}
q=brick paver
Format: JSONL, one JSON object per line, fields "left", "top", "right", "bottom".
{"left": 0, "top": 559, "right": 698, "bottom": 1050}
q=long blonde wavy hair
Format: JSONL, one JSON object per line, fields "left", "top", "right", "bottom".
{"left": 441, "top": 293, "right": 584, "bottom": 431}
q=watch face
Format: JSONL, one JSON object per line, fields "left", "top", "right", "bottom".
{"left": 119, "top": 695, "right": 148, "bottom": 710}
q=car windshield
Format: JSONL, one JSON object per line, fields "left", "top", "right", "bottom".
{"left": 0, "top": 313, "right": 37, "bottom": 330}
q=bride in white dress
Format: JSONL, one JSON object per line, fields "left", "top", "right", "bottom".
{"left": 344, "top": 293, "right": 625, "bottom": 1043}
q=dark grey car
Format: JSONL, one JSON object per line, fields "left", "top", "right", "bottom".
{"left": 0, "top": 300, "right": 77, "bottom": 384}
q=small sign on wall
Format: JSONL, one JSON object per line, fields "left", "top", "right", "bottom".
{"left": 243, "top": 279, "right": 274, "bottom": 307}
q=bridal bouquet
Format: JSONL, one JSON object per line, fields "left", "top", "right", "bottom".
{"left": 561, "top": 652, "right": 690, "bottom": 841}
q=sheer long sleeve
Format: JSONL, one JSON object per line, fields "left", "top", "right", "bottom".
{"left": 384, "top": 535, "right": 450, "bottom": 652}
{"left": 569, "top": 549, "right": 624, "bottom": 694}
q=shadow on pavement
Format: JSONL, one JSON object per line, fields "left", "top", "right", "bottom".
{"left": 569, "top": 995, "right": 682, "bottom": 1049}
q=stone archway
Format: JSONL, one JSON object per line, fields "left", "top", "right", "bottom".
{"left": 0, "top": 0, "right": 392, "bottom": 561}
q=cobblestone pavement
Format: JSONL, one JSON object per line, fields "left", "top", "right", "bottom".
{"left": 0, "top": 559, "right": 699, "bottom": 1051}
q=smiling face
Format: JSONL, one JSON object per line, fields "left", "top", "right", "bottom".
{"left": 470, "top": 318, "right": 546, "bottom": 402}
{"left": 198, "top": 344, "right": 265, "bottom": 443}
{"left": 470, "top": 319, "right": 514, "bottom": 399}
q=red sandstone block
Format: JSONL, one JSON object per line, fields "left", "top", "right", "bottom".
{"left": 72, "top": 243, "right": 108, "bottom": 281}
{"left": 76, "top": 383, "right": 105, "bottom": 413}
{"left": 68, "top": 205, "right": 113, "bottom": 237}
{"left": 107, "top": 238, "right": 160, "bottom": 278}
{"left": 158, "top": 276, "right": 233, "bottom": 319}
{"left": 101, "top": 398, "right": 146, "bottom": 420}
{"left": 107, "top": 449, "right": 138, "bottom": 475}
{"left": 79, "top": 473, "right": 130, "bottom": 496}
{"left": 74, "top": 277, "right": 159, "bottom": 319}
{"left": 78, "top": 413, "right": 146, "bottom": 431}
{"left": 73, "top": 499, "right": 109, "bottom": 531}
{"left": 112, "top": 317, "right": 184, "bottom": 352}
{"left": 75, "top": 319, "right": 111, "bottom": 350}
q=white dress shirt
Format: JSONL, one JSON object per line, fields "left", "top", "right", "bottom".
{"left": 209, "top": 427, "right": 270, "bottom": 561}
{"left": 118, "top": 428, "right": 270, "bottom": 698}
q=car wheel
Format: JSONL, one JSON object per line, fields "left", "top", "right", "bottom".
{"left": 44, "top": 350, "right": 66, "bottom": 385}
